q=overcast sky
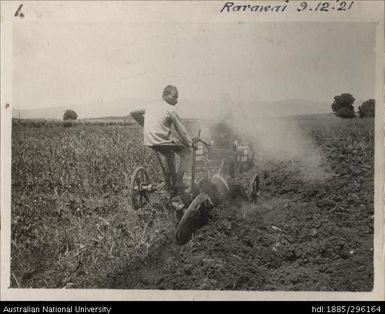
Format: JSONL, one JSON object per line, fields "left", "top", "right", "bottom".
{"left": 13, "top": 20, "right": 376, "bottom": 111}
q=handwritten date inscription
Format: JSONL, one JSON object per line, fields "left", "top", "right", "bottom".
{"left": 297, "top": 1, "right": 354, "bottom": 12}
{"left": 220, "top": 1, "right": 354, "bottom": 13}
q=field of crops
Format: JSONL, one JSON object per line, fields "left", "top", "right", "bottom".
{"left": 10, "top": 115, "right": 374, "bottom": 290}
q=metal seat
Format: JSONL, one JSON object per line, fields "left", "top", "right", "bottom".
{"left": 151, "top": 143, "right": 186, "bottom": 153}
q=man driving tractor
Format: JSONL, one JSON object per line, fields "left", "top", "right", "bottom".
{"left": 130, "top": 85, "right": 194, "bottom": 193}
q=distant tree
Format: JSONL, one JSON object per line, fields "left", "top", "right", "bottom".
{"left": 63, "top": 109, "right": 78, "bottom": 120}
{"left": 331, "top": 93, "right": 355, "bottom": 118}
{"left": 336, "top": 107, "right": 355, "bottom": 119}
{"left": 358, "top": 99, "right": 375, "bottom": 118}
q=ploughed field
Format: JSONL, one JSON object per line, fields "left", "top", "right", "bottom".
{"left": 11, "top": 115, "right": 374, "bottom": 290}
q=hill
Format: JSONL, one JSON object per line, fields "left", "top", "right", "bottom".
{"left": 13, "top": 98, "right": 332, "bottom": 120}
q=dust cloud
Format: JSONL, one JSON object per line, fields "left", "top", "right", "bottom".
{"left": 185, "top": 94, "right": 332, "bottom": 183}
{"left": 235, "top": 114, "right": 331, "bottom": 182}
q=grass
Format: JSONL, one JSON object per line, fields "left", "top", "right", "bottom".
{"left": 11, "top": 123, "right": 176, "bottom": 288}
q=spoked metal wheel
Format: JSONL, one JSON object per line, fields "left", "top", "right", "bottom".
{"left": 129, "top": 167, "right": 151, "bottom": 210}
{"left": 175, "top": 192, "right": 214, "bottom": 245}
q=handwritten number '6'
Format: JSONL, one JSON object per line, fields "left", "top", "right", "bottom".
{"left": 297, "top": 2, "right": 308, "bottom": 11}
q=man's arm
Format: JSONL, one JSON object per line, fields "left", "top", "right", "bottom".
{"left": 171, "top": 112, "right": 192, "bottom": 147}
{"left": 130, "top": 109, "right": 145, "bottom": 127}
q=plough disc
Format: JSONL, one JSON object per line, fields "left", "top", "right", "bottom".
{"left": 176, "top": 192, "right": 214, "bottom": 245}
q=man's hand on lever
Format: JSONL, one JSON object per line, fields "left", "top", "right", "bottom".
{"left": 191, "top": 137, "right": 200, "bottom": 150}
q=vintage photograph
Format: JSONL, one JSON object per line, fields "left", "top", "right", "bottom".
{"left": 1, "top": 0, "right": 384, "bottom": 299}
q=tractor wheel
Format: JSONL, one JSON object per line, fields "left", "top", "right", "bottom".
{"left": 249, "top": 172, "right": 260, "bottom": 203}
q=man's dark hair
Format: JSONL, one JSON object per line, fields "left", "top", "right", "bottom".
{"left": 162, "top": 85, "right": 177, "bottom": 98}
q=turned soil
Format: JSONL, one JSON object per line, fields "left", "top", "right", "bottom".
{"left": 102, "top": 121, "right": 374, "bottom": 291}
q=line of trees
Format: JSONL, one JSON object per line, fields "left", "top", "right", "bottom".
{"left": 331, "top": 93, "right": 375, "bottom": 119}
{"left": 62, "top": 95, "right": 374, "bottom": 122}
